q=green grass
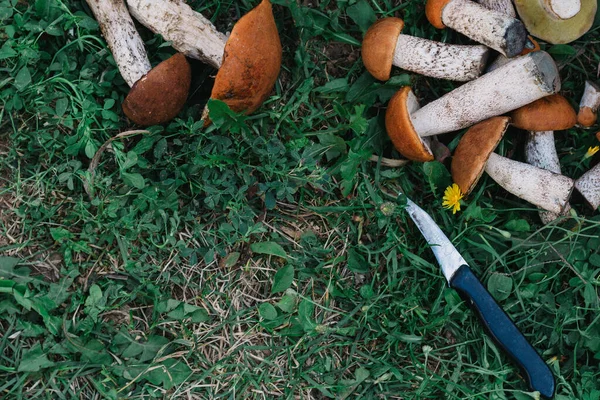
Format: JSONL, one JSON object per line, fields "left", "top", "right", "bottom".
{"left": 1, "top": 0, "right": 600, "bottom": 398}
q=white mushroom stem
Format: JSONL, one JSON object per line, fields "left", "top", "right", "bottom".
{"left": 543, "top": 0, "right": 581, "bottom": 19}
{"left": 525, "top": 131, "right": 571, "bottom": 223}
{"left": 575, "top": 163, "right": 600, "bottom": 210}
{"left": 393, "top": 35, "right": 489, "bottom": 81}
{"left": 127, "top": 0, "right": 227, "bottom": 68}
{"left": 410, "top": 51, "right": 560, "bottom": 137}
{"left": 485, "top": 152, "right": 574, "bottom": 214}
{"left": 441, "top": 0, "right": 527, "bottom": 57}
{"left": 477, "top": 0, "right": 517, "bottom": 17}
{"left": 578, "top": 80, "right": 600, "bottom": 126}
{"left": 86, "top": 0, "right": 151, "bottom": 87}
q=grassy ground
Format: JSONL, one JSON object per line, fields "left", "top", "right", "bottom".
{"left": 1, "top": 0, "right": 600, "bottom": 398}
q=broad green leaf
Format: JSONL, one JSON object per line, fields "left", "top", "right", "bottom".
{"left": 251, "top": 241, "right": 287, "bottom": 259}
{"left": 84, "top": 284, "right": 105, "bottom": 322}
{"left": 0, "top": 42, "right": 17, "bottom": 60}
{"left": 276, "top": 291, "right": 297, "bottom": 313}
{"left": 18, "top": 343, "right": 55, "bottom": 372}
{"left": 55, "top": 97, "right": 68, "bottom": 116}
{"left": 145, "top": 358, "right": 192, "bottom": 390}
{"left": 422, "top": 161, "right": 451, "bottom": 195}
{"left": 487, "top": 273, "right": 513, "bottom": 301}
{"left": 14, "top": 66, "right": 31, "bottom": 91}
{"left": 121, "top": 172, "right": 145, "bottom": 189}
{"left": 347, "top": 249, "right": 369, "bottom": 273}
{"left": 504, "top": 219, "right": 531, "bottom": 232}
{"left": 221, "top": 252, "right": 240, "bottom": 268}
{"left": 123, "top": 335, "right": 170, "bottom": 362}
{"left": 346, "top": 0, "right": 377, "bottom": 33}
{"left": 298, "top": 300, "right": 316, "bottom": 331}
{"left": 258, "top": 303, "right": 278, "bottom": 320}
{"left": 271, "top": 264, "right": 294, "bottom": 294}
{"left": 0, "top": 257, "right": 20, "bottom": 277}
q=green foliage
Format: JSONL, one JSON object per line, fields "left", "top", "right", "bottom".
{"left": 1, "top": 0, "right": 599, "bottom": 397}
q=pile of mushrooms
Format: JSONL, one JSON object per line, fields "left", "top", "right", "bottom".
{"left": 85, "top": 0, "right": 281, "bottom": 126}
{"left": 363, "top": 0, "right": 600, "bottom": 219}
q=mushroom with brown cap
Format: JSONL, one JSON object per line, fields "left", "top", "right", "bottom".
{"left": 85, "top": 0, "right": 191, "bottom": 126}
{"left": 425, "top": 0, "right": 528, "bottom": 57}
{"left": 513, "top": 0, "right": 596, "bottom": 44}
{"left": 577, "top": 81, "right": 600, "bottom": 127}
{"left": 362, "top": 17, "right": 490, "bottom": 82}
{"left": 451, "top": 117, "right": 574, "bottom": 214}
{"left": 510, "top": 94, "right": 577, "bottom": 222}
{"left": 127, "top": 0, "right": 282, "bottom": 119}
{"left": 575, "top": 163, "right": 600, "bottom": 210}
{"left": 384, "top": 51, "right": 560, "bottom": 161}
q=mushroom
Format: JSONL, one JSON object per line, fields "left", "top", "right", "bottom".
{"left": 425, "top": 0, "right": 528, "bottom": 57}
{"left": 126, "top": 0, "right": 226, "bottom": 69}
{"left": 510, "top": 94, "right": 577, "bottom": 222}
{"left": 577, "top": 81, "right": 600, "bottom": 127}
{"left": 575, "top": 163, "right": 600, "bottom": 210}
{"left": 513, "top": 0, "right": 597, "bottom": 44}
{"left": 477, "top": 0, "right": 517, "bottom": 17}
{"left": 127, "top": 0, "right": 282, "bottom": 118}
{"left": 385, "top": 51, "right": 560, "bottom": 161}
{"left": 362, "top": 17, "right": 490, "bottom": 82}
{"left": 452, "top": 117, "right": 574, "bottom": 214}
{"left": 85, "top": 0, "right": 191, "bottom": 126}
{"left": 486, "top": 36, "right": 540, "bottom": 72}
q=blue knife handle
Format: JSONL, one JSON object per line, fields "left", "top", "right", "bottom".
{"left": 450, "top": 265, "right": 555, "bottom": 399}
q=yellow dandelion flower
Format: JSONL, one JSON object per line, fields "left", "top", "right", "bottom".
{"left": 442, "top": 184, "right": 463, "bottom": 214}
{"left": 584, "top": 145, "right": 599, "bottom": 159}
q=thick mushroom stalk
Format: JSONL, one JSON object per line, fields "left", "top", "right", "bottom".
{"left": 127, "top": 0, "right": 281, "bottom": 119}
{"left": 127, "top": 0, "right": 227, "bottom": 68}
{"left": 426, "top": 0, "right": 527, "bottom": 57}
{"left": 86, "top": 0, "right": 191, "bottom": 126}
{"left": 362, "top": 18, "right": 489, "bottom": 82}
{"left": 577, "top": 81, "right": 600, "bottom": 127}
{"left": 511, "top": 94, "right": 577, "bottom": 222}
{"left": 485, "top": 153, "right": 574, "bottom": 214}
{"left": 477, "top": 0, "right": 517, "bottom": 17}
{"left": 410, "top": 51, "right": 560, "bottom": 137}
{"left": 514, "top": 0, "right": 596, "bottom": 44}
{"left": 525, "top": 132, "right": 572, "bottom": 222}
{"left": 86, "top": 0, "right": 150, "bottom": 87}
{"left": 452, "top": 117, "right": 573, "bottom": 214}
{"left": 575, "top": 163, "right": 600, "bottom": 210}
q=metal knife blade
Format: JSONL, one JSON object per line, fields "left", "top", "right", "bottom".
{"left": 403, "top": 196, "right": 467, "bottom": 282}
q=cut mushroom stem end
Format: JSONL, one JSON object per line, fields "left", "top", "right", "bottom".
{"left": 426, "top": 0, "right": 527, "bottom": 57}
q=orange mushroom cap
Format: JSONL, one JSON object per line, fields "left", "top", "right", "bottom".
{"left": 385, "top": 87, "right": 434, "bottom": 162}
{"left": 210, "top": 0, "right": 282, "bottom": 118}
{"left": 361, "top": 18, "right": 404, "bottom": 81}
{"left": 596, "top": 130, "right": 600, "bottom": 141}
{"left": 122, "top": 53, "right": 191, "bottom": 126}
{"left": 451, "top": 116, "right": 510, "bottom": 195}
{"left": 578, "top": 107, "right": 597, "bottom": 127}
{"left": 510, "top": 94, "right": 577, "bottom": 131}
{"left": 520, "top": 36, "right": 540, "bottom": 56}
{"left": 426, "top": 0, "right": 452, "bottom": 29}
